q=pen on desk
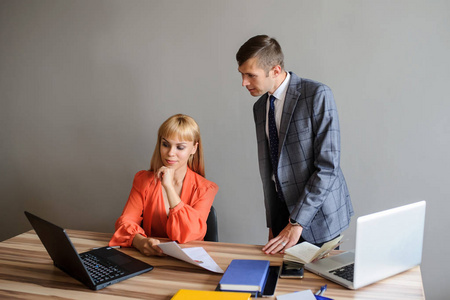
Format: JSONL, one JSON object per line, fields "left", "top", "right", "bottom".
{"left": 315, "top": 284, "right": 327, "bottom": 296}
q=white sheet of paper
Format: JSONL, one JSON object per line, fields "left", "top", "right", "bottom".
{"left": 276, "top": 290, "right": 317, "bottom": 300}
{"left": 158, "top": 241, "right": 224, "bottom": 273}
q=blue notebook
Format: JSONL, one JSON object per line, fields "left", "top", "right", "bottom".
{"left": 219, "top": 259, "right": 270, "bottom": 292}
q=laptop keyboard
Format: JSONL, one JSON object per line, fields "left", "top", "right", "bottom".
{"left": 80, "top": 253, "right": 126, "bottom": 284}
{"left": 329, "top": 263, "right": 354, "bottom": 282}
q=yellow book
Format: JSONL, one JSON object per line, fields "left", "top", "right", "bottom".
{"left": 171, "top": 289, "right": 251, "bottom": 300}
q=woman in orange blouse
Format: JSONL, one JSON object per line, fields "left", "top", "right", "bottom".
{"left": 109, "top": 114, "right": 218, "bottom": 256}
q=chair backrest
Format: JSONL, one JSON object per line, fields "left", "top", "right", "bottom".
{"left": 204, "top": 206, "right": 218, "bottom": 242}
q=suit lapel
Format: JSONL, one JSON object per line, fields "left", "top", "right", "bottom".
{"left": 254, "top": 94, "right": 270, "bottom": 172}
{"left": 255, "top": 94, "right": 268, "bottom": 126}
{"left": 278, "top": 72, "right": 301, "bottom": 153}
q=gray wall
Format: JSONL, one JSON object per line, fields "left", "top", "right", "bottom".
{"left": 1, "top": 1, "right": 448, "bottom": 298}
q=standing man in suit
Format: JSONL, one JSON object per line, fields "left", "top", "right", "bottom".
{"left": 236, "top": 35, "right": 353, "bottom": 254}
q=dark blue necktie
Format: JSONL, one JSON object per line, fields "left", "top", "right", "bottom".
{"left": 269, "top": 95, "right": 284, "bottom": 201}
{"left": 268, "top": 95, "right": 279, "bottom": 172}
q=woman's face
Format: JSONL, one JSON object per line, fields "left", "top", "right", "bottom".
{"left": 160, "top": 136, "right": 197, "bottom": 170}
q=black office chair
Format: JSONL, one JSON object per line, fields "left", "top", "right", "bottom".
{"left": 204, "top": 206, "right": 218, "bottom": 242}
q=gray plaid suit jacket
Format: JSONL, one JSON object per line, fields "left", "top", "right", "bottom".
{"left": 253, "top": 72, "right": 354, "bottom": 244}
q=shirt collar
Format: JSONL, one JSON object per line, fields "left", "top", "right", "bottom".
{"left": 270, "top": 71, "right": 290, "bottom": 101}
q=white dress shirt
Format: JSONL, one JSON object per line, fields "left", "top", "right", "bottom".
{"left": 265, "top": 72, "right": 290, "bottom": 187}
{"left": 265, "top": 72, "right": 290, "bottom": 142}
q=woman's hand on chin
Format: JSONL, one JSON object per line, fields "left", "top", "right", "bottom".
{"left": 156, "top": 166, "right": 176, "bottom": 190}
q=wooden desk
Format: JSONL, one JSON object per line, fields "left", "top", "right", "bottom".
{"left": 0, "top": 230, "right": 425, "bottom": 299}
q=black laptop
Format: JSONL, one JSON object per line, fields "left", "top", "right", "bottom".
{"left": 24, "top": 211, "right": 153, "bottom": 290}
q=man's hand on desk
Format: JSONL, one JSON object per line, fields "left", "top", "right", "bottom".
{"left": 132, "top": 234, "right": 165, "bottom": 256}
{"left": 262, "top": 224, "right": 303, "bottom": 255}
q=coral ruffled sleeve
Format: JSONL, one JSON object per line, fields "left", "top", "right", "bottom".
{"left": 166, "top": 170, "right": 218, "bottom": 243}
{"left": 109, "top": 171, "right": 150, "bottom": 247}
{"left": 109, "top": 169, "right": 219, "bottom": 247}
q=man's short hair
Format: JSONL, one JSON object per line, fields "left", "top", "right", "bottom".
{"left": 236, "top": 35, "right": 284, "bottom": 74}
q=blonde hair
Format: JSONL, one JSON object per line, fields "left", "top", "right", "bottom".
{"left": 150, "top": 114, "right": 205, "bottom": 177}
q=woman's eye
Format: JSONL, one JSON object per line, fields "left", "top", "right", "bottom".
{"left": 162, "top": 142, "right": 169, "bottom": 147}
{"left": 177, "top": 146, "right": 185, "bottom": 150}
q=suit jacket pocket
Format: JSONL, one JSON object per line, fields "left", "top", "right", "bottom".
{"left": 293, "top": 119, "right": 310, "bottom": 135}
{"left": 286, "top": 121, "right": 311, "bottom": 144}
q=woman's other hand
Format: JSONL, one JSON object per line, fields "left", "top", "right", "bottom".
{"left": 132, "top": 234, "right": 165, "bottom": 256}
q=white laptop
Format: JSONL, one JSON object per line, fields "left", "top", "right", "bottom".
{"left": 305, "top": 201, "right": 426, "bottom": 289}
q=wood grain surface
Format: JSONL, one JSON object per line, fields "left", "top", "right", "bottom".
{"left": 0, "top": 230, "right": 425, "bottom": 299}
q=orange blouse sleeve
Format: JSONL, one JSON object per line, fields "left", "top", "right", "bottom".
{"left": 165, "top": 170, "right": 219, "bottom": 243}
{"left": 109, "top": 171, "right": 150, "bottom": 247}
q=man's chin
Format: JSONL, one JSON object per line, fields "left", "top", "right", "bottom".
{"left": 249, "top": 90, "right": 262, "bottom": 97}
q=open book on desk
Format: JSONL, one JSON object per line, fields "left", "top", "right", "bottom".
{"left": 158, "top": 241, "right": 224, "bottom": 273}
{"left": 284, "top": 235, "right": 343, "bottom": 264}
